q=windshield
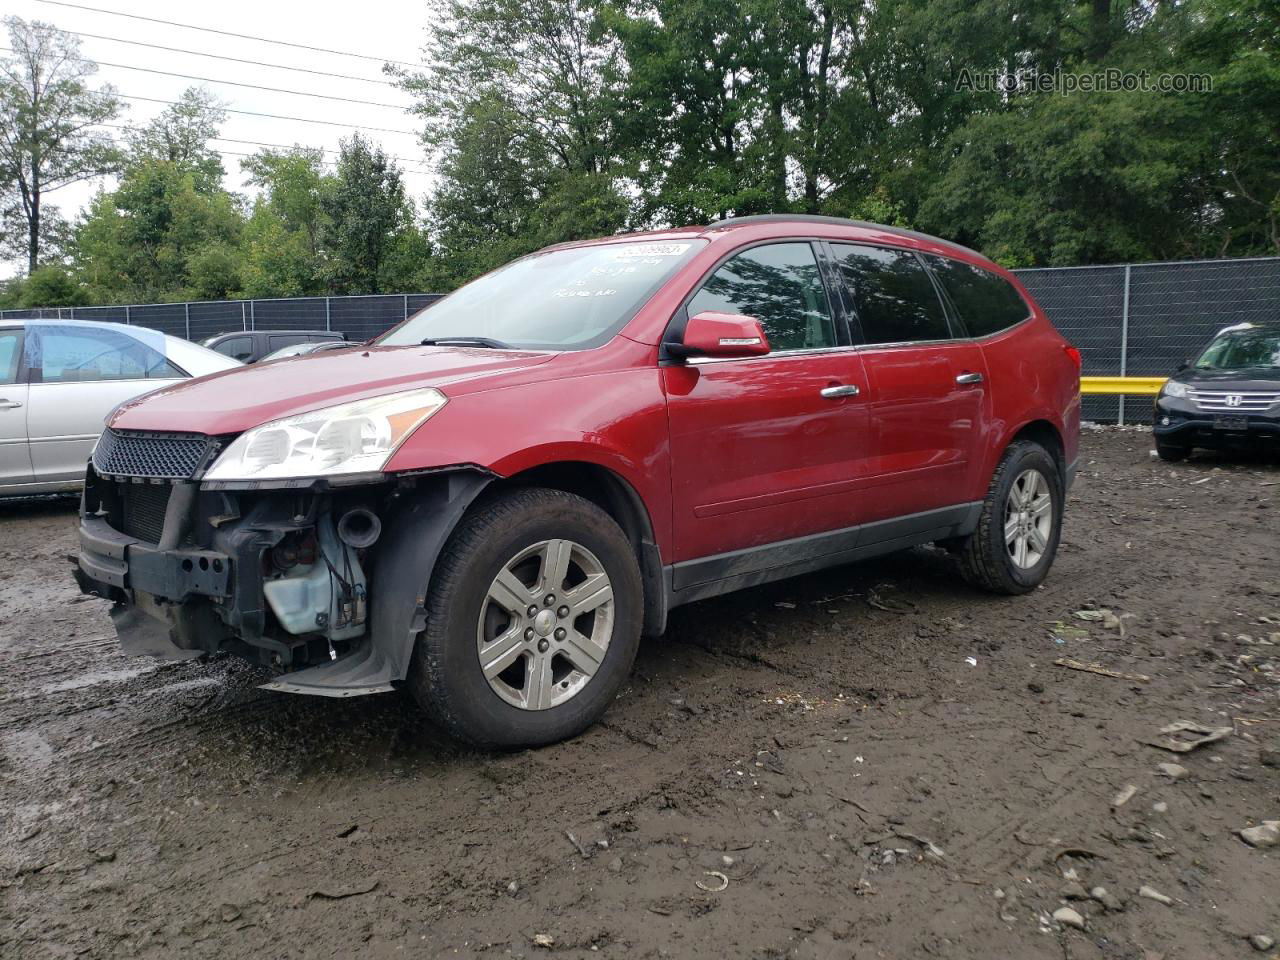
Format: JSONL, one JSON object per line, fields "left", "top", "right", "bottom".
{"left": 1195, "top": 328, "right": 1280, "bottom": 370}
{"left": 379, "top": 240, "right": 706, "bottom": 350}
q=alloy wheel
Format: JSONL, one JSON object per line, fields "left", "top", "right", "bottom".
{"left": 1004, "top": 468, "right": 1053, "bottom": 569}
{"left": 476, "top": 538, "right": 615, "bottom": 710}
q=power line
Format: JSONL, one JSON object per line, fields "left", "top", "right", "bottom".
{"left": 117, "top": 93, "right": 421, "bottom": 136}
{"left": 0, "top": 48, "right": 407, "bottom": 110}
{"left": 34, "top": 0, "right": 419, "bottom": 68}
{"left": 93, "top": 122, "right": 432, "bottom": 172}
{"left": 60, "top": 27, "right": 396, "bottom": 86}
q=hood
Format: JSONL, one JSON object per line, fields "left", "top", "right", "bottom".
{"left": 1173, "top": 366, "right": 1280, "bottom": 392}
{"left": 110, "top": 344, "right": 557, "bottom": 435}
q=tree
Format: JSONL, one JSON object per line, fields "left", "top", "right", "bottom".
{"left": 0, "top": 17, "right": 121, "bottom": 270}
{"left": 397, "top": 0, "right": 628, "bottom": 284}
{"left": 74, "top": 157, "right": 244, "bottom": 302}
{"left": 128, "top": 87, "right": 227, "bottom": 191}
{"left": 17, "top": 262, "right": 87, "bottom": 306}
{"left": 239, "top": 147, "right": 330, "bottom": 296}
{"left": 319, "top": 134, "right": 408, "bottom": 294}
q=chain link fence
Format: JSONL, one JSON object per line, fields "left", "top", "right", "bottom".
{"left": 1016, "top": 256, "right": 1280, "bottom": 423}
{"left": 4, "top": 256, "right": 1278, "bottom": 424}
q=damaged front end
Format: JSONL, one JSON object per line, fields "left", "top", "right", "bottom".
{"left": 75, "top": 427, "right": 490, "bottom": 696}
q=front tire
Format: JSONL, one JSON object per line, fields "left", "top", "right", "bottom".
{"left": 407, "top": 488, "right": 643, "bottom": 749}
{"left": 956, "top": 441, "right": 1064, "bottom": 595}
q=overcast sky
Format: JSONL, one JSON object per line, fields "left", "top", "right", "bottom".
{"left": 3, "top": 0, "right": 435, "bottom": 279}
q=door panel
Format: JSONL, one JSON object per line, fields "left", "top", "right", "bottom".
{"left": 27, "top": 379, "right": 182, "bottom": 481}
{"left": 666, "top": 240, "right": 871, "bottom": 568}
{"left": 0, "top": 328, "right": 31, "bottom": 487}
{"left": 827, "top": 241, "right": 991, "bottom": 523}
{"left": 664, "top": 351, "right": 870, "bottom": 567}
{"left": 24, "top": 323, "right": 189, "bottom": 482}
{"left": 857, "top": 342, "right": 989, "bottom": 522}
{"left": 0, "top": 384, "right": 32, "bottom": 488}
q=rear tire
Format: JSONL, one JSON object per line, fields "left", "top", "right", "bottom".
{"left": 407, "top": 488, "right": 643, "bottom": 749}
{"left": 956, "top": 440, "right": 1064, "bottom": 595}
{"left": 1155, "top": 439, "right": 1190, "bottom": 462}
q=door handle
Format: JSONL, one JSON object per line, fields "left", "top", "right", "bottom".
{"left": 955, "top": 372, "right": 984, "bottom": 385}
{"left": 0, "top": 399, "right": 22, "bottom": 410}
{"left": 820, "top": 384, "right": 861, "bottom": 399}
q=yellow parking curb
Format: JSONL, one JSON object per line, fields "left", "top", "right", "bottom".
{"left": 1081, "top": 376, "right": 1168, "bottom": 396}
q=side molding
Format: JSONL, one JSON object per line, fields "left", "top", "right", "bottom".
{"left": 667, "top": 502, "right": 982, "bottom": 608}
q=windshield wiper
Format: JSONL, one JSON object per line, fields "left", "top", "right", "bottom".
{"left": 419, "top": 336, "right": 511, "bottom": 349}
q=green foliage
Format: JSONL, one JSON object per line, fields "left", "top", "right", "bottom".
{"left": 402, "top": 0, "right": 1280, "bottom": 277}
{"left": 16, "top": 264, "right": 87, "bottom": 307}
{"left": 319, "top": 134, "right": 411, "bottom": 294}
{"left": 0, "top": 17, "right": 122, "bottom": 270}
{"left": 74, "top": 159, "right": 244, "bottom": 302}
{"left": 127, "top": 87, "right": 228, "bottom": 193}
{"left": 9, "top": 0, "right": 1280, "bottom": 304}
{"left": 240, "top": 148, "right": 330, "bottom": 297}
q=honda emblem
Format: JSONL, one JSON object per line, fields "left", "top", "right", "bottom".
{"left": 1225, "top": 394, "right": 1243, "bottom": 407}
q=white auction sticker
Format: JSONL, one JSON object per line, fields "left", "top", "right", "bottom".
{"left": 611, "top": 242, "right": 692, "bottom": 259}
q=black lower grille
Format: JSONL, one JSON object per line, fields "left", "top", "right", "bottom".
{"left": 94, "top": 429, "right": 211, "bottom": 480}
{"left": 121, "top": 483, "right": 172, "bottom": 543}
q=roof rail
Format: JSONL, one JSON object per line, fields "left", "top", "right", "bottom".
{"left": 704, "top": 214, "right": 986, "bottom": 261}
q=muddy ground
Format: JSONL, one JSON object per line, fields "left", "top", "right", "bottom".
{"left": 1, "top": 429, "right": 1278, "bottom": 960}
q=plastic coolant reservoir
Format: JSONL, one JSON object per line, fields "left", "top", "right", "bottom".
{"left": 263, "top": 518, "right": 366, "bottom": 642}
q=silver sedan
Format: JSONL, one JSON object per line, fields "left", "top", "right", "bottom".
{"left": 0, "top": 320, "right": 242, "bottom": 496}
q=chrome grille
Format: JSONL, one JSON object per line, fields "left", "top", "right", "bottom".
{"left": 93, "top": 429, "right": 211, "bottom": 479}
{"left": 121, "top": 483, "right": 172, "bottom": 543}
{"left": 1188, "top": 389, "right": 1280, "bottom": 413}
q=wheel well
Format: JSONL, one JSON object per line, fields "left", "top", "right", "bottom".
{"left": 495, "top": 462, "right": 654, "bottom": 545}
{"left": 485, "top": 461, "right": 667, "bottom": 636}
{"left": 1009, "top": 420, "right": 1065, "bottom": 480}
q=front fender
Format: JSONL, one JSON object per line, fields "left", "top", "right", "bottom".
{"left": 384, "top": 367, "right": 674, "bottom": 559}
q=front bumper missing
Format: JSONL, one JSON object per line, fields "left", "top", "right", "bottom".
{"left": 75, "top": 466, "right": 496, "bottom": 696}
{"left": 75, "top": 513, "right": 235, "bottom": 661}
{"left": 77, "top": 514, "right": 232, "bottom": 598}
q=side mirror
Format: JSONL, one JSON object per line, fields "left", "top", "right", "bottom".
{"left": 1176, "top": 359, "right": 1190, "bottom": 372}
{"left": 670, "top": 311, "right": 771, "bottom": 360}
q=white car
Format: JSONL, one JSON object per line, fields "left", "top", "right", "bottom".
{"left": 0, "top": 320, "right": 242, "bottom": 496}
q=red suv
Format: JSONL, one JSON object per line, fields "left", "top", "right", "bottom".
{"left": 75, "top": 215, "right": 1081, "bottom": 747}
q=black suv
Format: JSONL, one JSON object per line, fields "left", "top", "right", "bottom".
{"left": 1153, "top": 322, "right": 1280, "bottom": 460}
{"left": 200, "top": 330, "right": 346, "bottom": 364}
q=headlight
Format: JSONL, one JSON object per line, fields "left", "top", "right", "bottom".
{"left": 204, "top": 387, "right": 447, "bottom": 481}
{"left": 1162, "top": 381, "right": 1189, "bottom": 399}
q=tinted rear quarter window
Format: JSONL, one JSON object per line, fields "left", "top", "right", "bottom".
{"left": 927, "top": 256, "right": 1030, "bottom": 337}
{"left": 831, "top": 244, "right": 949, "bottom": 344}
{"left": 215, "top": 336, "right": 254, "bottom": 361}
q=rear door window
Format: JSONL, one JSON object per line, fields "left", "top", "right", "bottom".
{"left": 687, "top": 242, "right": 837, "bottom": 351}
{"left": 215, "top": 336, "right": 254, "bottom": 361}
{"left": 28, "top": 326, "right": 180, "bottom": 382}
{"left": 268, "top": 334, "right": 310, "bottom": 351}
{"left": 926, "top": 256, "right": 1030, "bottom": 337}
{"left": 831, "top": 244, "right": 950, "bottom": 344}
{"left": 0, "top": 330, "right": 21, "bottom": 384}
